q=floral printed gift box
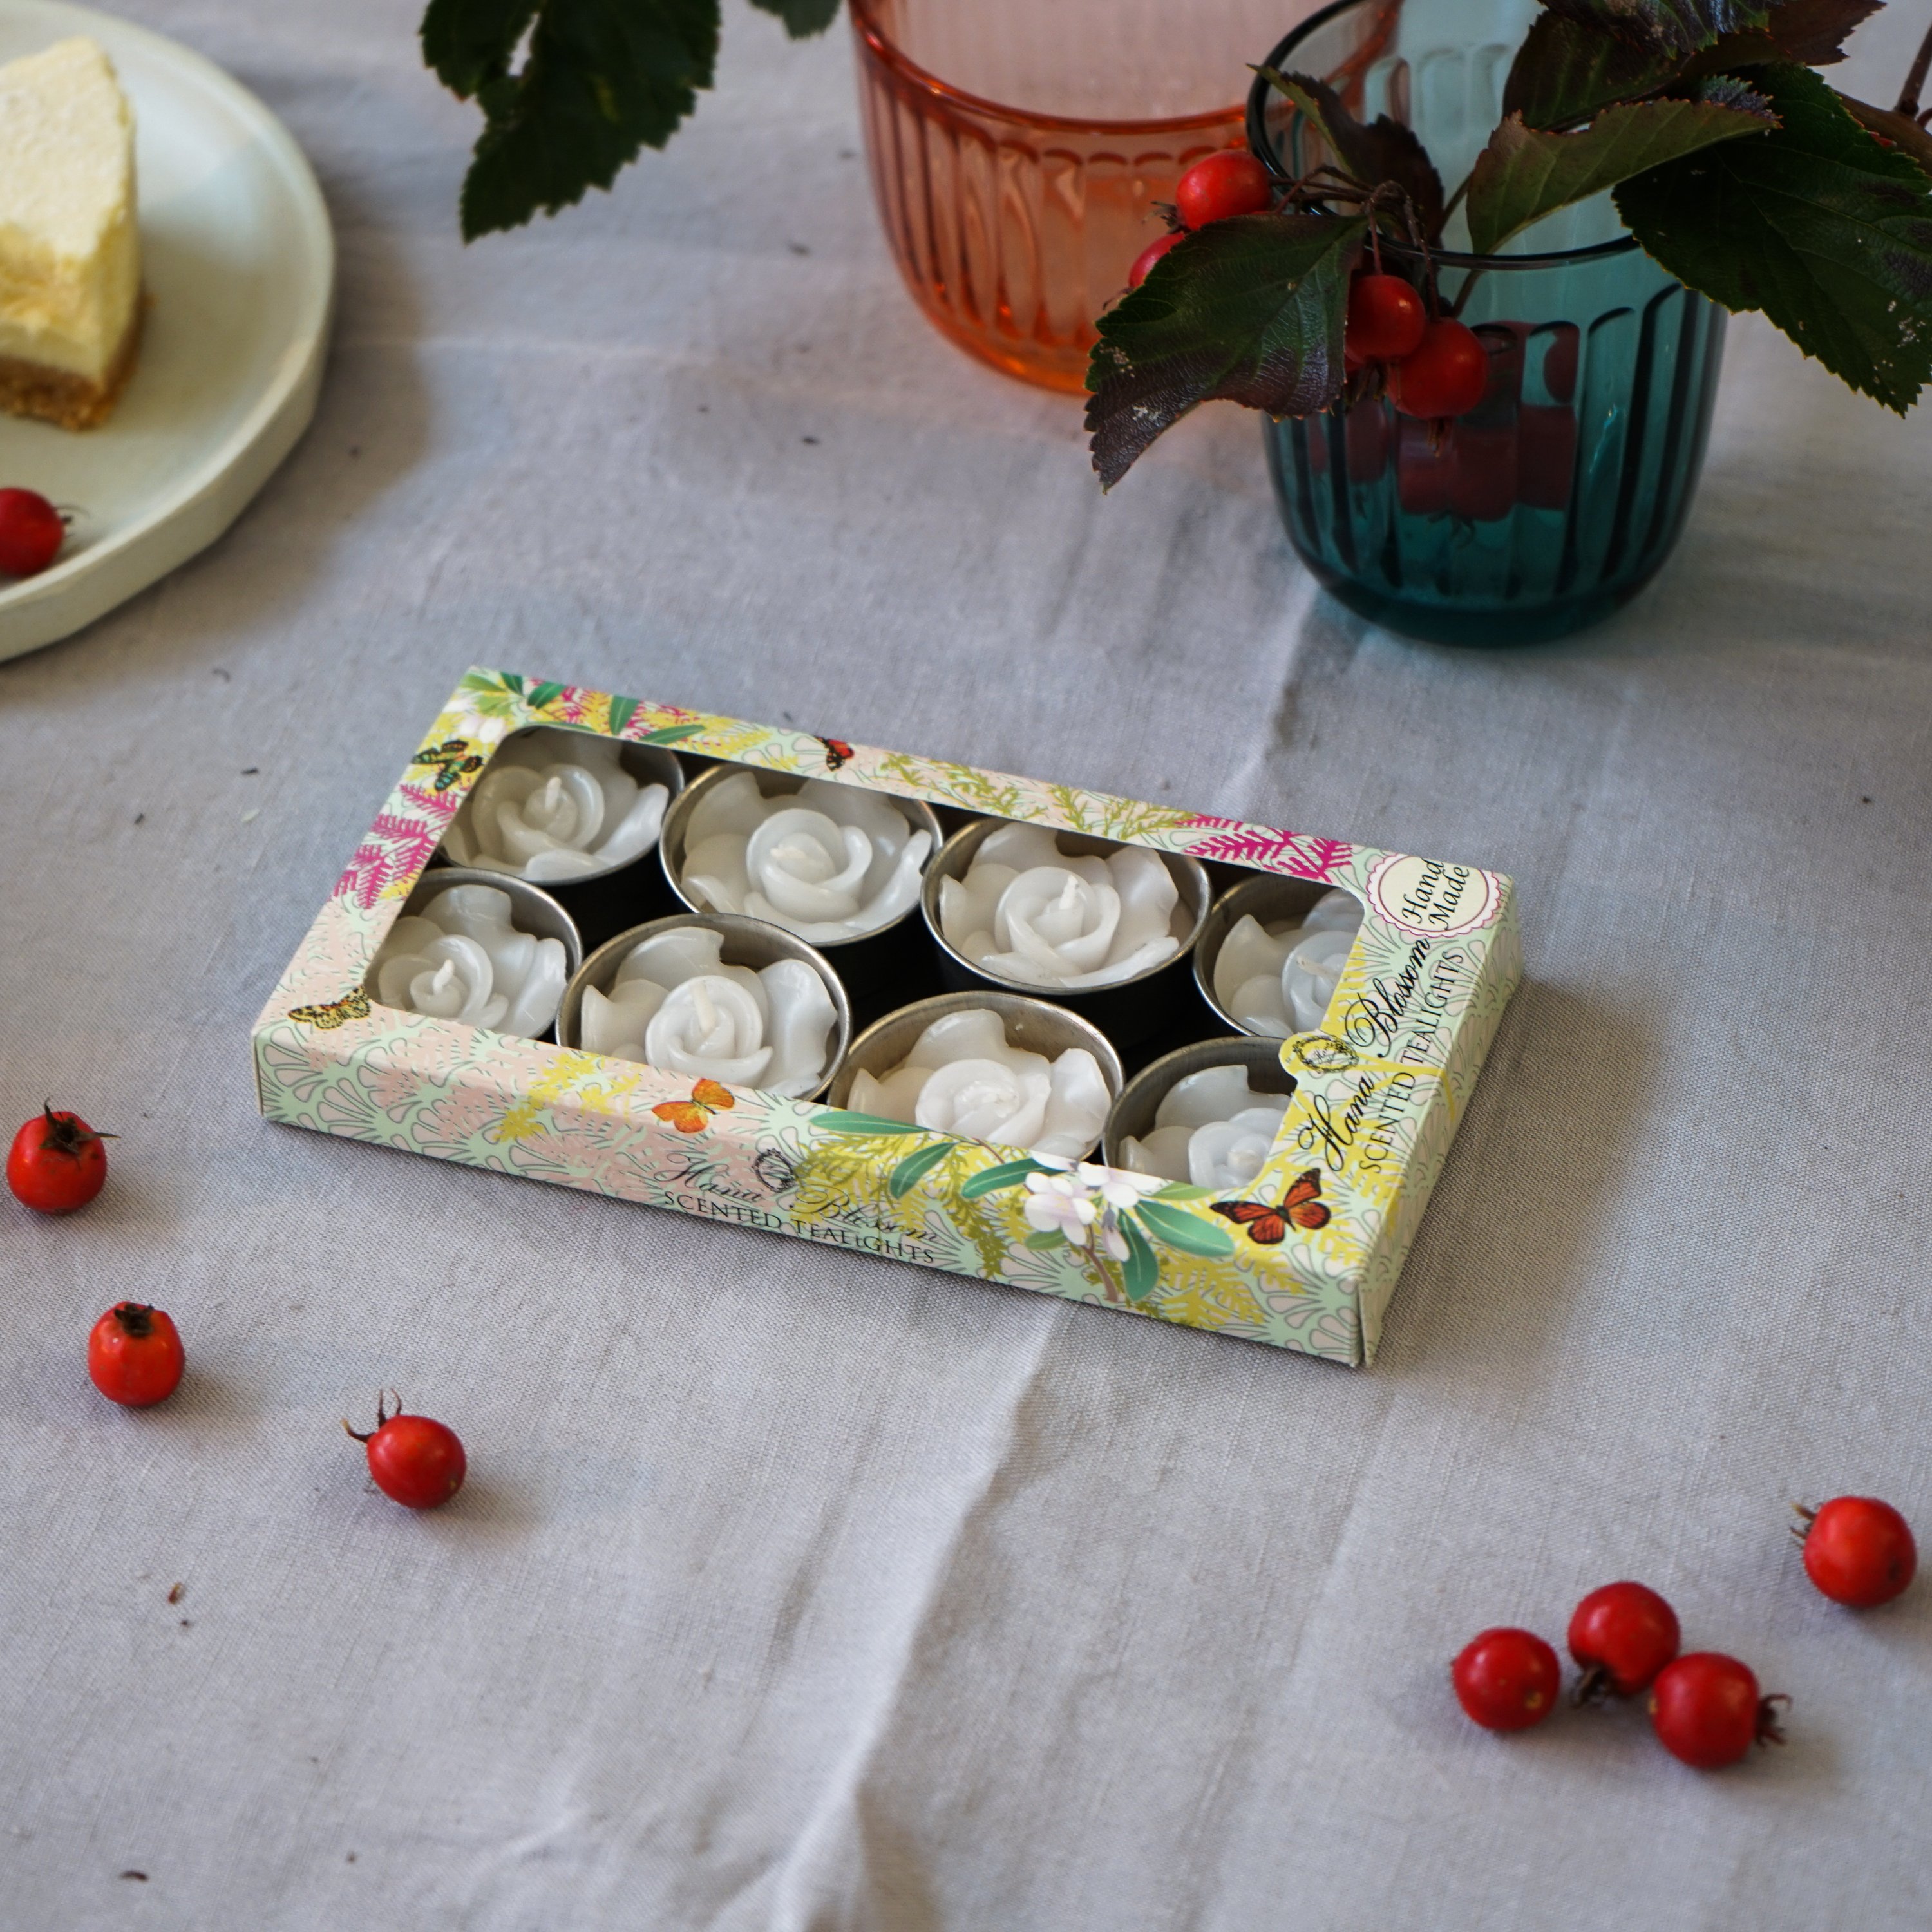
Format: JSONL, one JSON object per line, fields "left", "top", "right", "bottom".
{"left": 252, "top": 670, "right": 1520, "bottom": 1366}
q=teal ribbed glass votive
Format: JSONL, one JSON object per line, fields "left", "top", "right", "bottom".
{"left": 1251, "top": 0, "right": 1727, "bottom": 645}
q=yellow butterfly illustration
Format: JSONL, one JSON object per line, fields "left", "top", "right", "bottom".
{"left": 411, "top": 739, "right": 486, "bottom": 793}
{"left": 288, "top": 988, "right": 373, "bottom": 1030}
{"left": 651, "top": 1078, "right": 736, "bottom": 1134}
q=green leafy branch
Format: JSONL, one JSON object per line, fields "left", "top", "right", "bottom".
{"left": 1087, "top": 0, "right": 1932, "bottom": 483}
{"left": 422, "top": 0, "right": 842, "bottom": 239}
{"left": 811, "top": 1113, "right": 1236, "bottom": 1306}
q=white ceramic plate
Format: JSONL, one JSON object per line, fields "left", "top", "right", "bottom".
{"left": 0, "top": 0, "right": 334, "bottom": 663}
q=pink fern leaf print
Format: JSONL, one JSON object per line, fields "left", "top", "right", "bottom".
{"left": 333, "top": 812, "right": 442, "bottom": 909}
{"left": 1180, "top": 819, "right": 1356, "bottom": 882}
{"left": 397, "top": 782, "right": 466, "bottom": 821}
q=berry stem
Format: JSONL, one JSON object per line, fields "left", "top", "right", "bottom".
{"left": 1571, "top": 1662, "right": 1612, "bottom": 1707}
{"left": 1897, "top": 14, "right": 1932, "bottom": 118}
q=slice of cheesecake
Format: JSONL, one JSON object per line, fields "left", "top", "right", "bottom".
{"left": 0, "top": 37, "right": 142, "bottom": 431}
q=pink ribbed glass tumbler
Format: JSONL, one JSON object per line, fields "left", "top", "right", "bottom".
{"left": 851, "top": 0, "right": 1315, "bottom": 392}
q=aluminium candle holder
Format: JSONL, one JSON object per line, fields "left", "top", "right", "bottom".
{"left": 659, "top": 761, "right": 943, "bottom": 1004}
{"left": 375, "top": 866, "right": 584, "bottom": 1042}
{"left": 1193, "top": 873, "right": 1364, "bottom": 1039}
{"left": 1101, "top": 1035, "right": 1298, "bottom": 1171}
{"left": 557, "top": 913, "right": 853, "bottom": 1104}
{"left": 920, "top": 818, "right": 1212, "bottom": 1053}
{"left": 828, "top": 989, "right": 1125, "bottom": 1162}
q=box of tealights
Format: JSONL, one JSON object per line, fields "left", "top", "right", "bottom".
{"left": 252, "top": 670, "right": 1519, "bottom": 1365}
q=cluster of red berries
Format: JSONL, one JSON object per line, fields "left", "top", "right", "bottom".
{"left": 8, "top": 1103, "right": 465, "bottom": 1508}
{"left": 1456, "top": 1503, "right": 1917, "bottom": 1768}
{"left": 1343, "top": 273, "right": 1488, "bottom": 421}
{"left": 1125, "top": 149, "right": 1490, "bottom": 424}
{"left": 0, "top": 487, "right": 66, "bottom": 578}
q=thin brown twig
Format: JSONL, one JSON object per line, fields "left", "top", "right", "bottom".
{"left": 1897, "top": 12, "right": 1932, "bottom": 117}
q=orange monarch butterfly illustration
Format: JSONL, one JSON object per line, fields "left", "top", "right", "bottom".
{"left": 817, "top": 735, "right": 855, "bottom": 772}
{"left": 1211, "top": 1169, "right": 1331, "bottom": 1244}
{"left": 412, "top": 738, "right": 486, "bottom": 792}
{"left": 288, "top": 988, "right": 373, "bottom": 1030}
{"left": 651, "top": 1078, "right": 737, "bottom": 1134}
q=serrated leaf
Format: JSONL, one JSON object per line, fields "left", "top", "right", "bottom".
{"left": 1134, "top": 1200, "right": 1237, "bottom": 1260}
{"left": 1615, "top": 62, "right": 1932, "bottom": 412}
{"left": 1685, "top": 0, "right": 1880, "bottom": 69}
{"left": 1085, "top": 211, "right": 1367, "bottom": 489}
{"left": 1502, "top": 12, "right": 1682, "bottom": 128}
{"left": 1023, "top": 1228, "right": 1068, "bottom": 1251}
{"left": 746, "top": 0, "right": 840, "bottom": 35}
{"left": 606, "top": 694, "right": 639, "bottom": 735}
{"left": 1255, "top": 69, "right": 1445, "bottom": 238}
{"left": 456, "top": 0, "right": 722, "bottom": 239}
{"left": 960, "top": 1159, "right": 1047, "bottom": 1199}
{"left": 813, "top": 1110, "right": 931, "bottom": 1137}
{"left": 1835, "top": 92, "right": 1932, "bottom": 182}
{"left": 1119, "top": 1218, "right": 1160, "bottom": 1302}
{"left": 1468, "top": 84, "right": 1776, "bottom": 255}
{"left": 887, "top": 1141, "right": 952, "bottom": 1197}
{"left": 422, "top": 0, "right": 540, "bottom": 97}
{"left": 1540, "top": 0, "right": 1774, "bottom": 55}
{"left": 641, "top": 721, "right": 708, "bottom": 745}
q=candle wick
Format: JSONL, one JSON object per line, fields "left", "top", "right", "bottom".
{"left": 694, "top": 979, "right": 717, "bottom": 1034}
{"left": 431, "top": 960, "right": 455, "bottom": 994}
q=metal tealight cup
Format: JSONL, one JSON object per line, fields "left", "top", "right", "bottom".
{"left": 556, "top": 911, "right": 853, "bottom": 1103}
{"left": 1192, "top": 873, "right": 1366, "bottom": 1038}
{"left": 826, "top": 989, "right": 1124, "bottom": 1160}
{"left": 375, "top": 867, "right": 585, "bottom": 1042}
{"left": 1101, "top": 1035, "right": 1297, "bottom": 1172}
{"left": 919, "top": 819, "right": 1211, "bottom": 1052}
{"left": 658, "top": 762, "right": 943, "bottom": 1000}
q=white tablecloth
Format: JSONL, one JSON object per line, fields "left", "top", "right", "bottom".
{"left": 4, "top": 3, "right": 1930, "bottom": 1926}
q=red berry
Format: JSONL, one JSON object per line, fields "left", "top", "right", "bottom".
{"left": 8, "top": 1104, "right": 113, "bottom": 1214}
{"left": 346, "top": 1396, "right": 466, "bottom": 1510}
{"left": 1568, "top": 1581, "right": 1681, "bottom": 1700}
{"left": 1388, "top": 319, "right": 1490, "bottom": 420}
{"left": 1345, "top": 272, "right": 1427, "bottom": 363}
{"left": 1452, "top": 1627, "right": 1560, "bottom": 1732}
{"left": 1649, "top": 1654, "right": 1786, "bottom": 1768}
{"left": 88, "top": 1303, "right": 185, "bottom": 1408}
{"left": 1174, "top": 151, "right": 1273, "bottom": 229}
{"left": 1128, "top": 230, "right": 1185, "bottom": 289}
{"left": 0, "top": 488, "right": 65, "bottom": 577}
{"left": 1798, "top": 1497, "right": 1917, "bottom": 1608}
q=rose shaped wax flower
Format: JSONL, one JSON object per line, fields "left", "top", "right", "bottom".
{"left": 578, "top": 925, "right": 837, "bottom": 1097}
{"left": 677, "top": 772, "right": 932, "bottom": 944}
{"left": 938, "top": 824, "right": 1188, "bottom": 990}
{"left": 850, "top": 1008, "right": 1110, "bottom": 1159}
{"left": 372, "top": 884, "right": 569, "bottom": 1039}
{"left": 1212, "top": 888, "right": 1363, "bottom": 1036}
{"left": 444, "top": 733, "right": 671, "bottom": 882}
{"left": 1120, "top": 1065, "right": 1292, "bottom": 1190}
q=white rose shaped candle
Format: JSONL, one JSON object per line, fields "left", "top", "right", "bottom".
{"left": 936, "top": 823, "right": 1189, "bottom": 990}
{"left": 577, "top": 924, "right": 837, "bottom": 1098}
{"left": 372, "top": 883, "right": 570, "bottom": 1039}
{"left": 444, "top": 732, "right": 672, "bottom": 882}
{"left": 676, "top": 771, "right": 933, "bottom": 944}
{"left": 1120, "top": 1064, "right": 1292, "bottom": 1190}
{"left": 1211, "top": 887, "right": 1363, "bottom": 1035}
{"left": 849, "top": 1007, "right": 1112, "bottom": 1159}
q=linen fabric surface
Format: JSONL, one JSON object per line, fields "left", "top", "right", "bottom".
{"left": 3, "top": 3, "right": 1931, "bottom": 1927}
